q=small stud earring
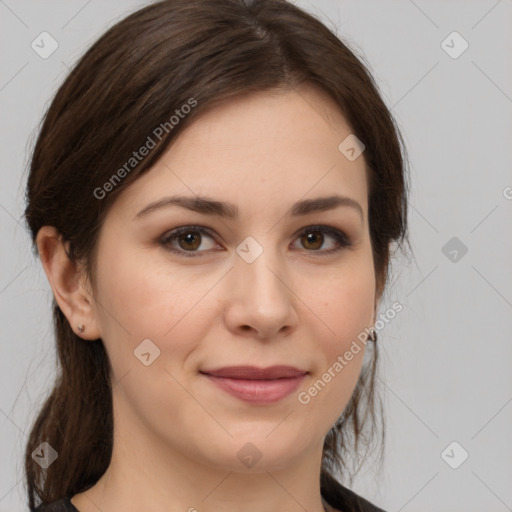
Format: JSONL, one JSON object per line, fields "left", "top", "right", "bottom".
{"left": 77, "top": 324, "right": 85, "bottom": 333}
{"left": 368, "top": 328, "right": 377, "bottom": 342}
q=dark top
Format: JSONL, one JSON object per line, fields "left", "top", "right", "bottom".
{"left": 33, "top": 472, "right": 387, "bottom": 512}
{"left": 33, "top": 499, "right": 77, "bottom": 512}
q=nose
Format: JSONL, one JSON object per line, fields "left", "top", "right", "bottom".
{"left": 223, "top": 245, "right": 299, "bottom": 340}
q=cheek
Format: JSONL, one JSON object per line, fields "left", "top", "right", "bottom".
{"left": 309, "top": 256, "right": 375, "bottom": 343}
{"left": 93, "top": 248, "right": 220, "bottom": 373}
{"left": 300, "top": 260, "right": 375, "bottom": 414}
{"left": 323, "top": 282, "right": 374, "bottom": 343}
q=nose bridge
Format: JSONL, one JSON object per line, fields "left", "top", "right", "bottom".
{"left": 235, "top": 234, "right": 288, "bottom": 301}
{"left": 227, "top": 233, "right": 296, "bottom": 331}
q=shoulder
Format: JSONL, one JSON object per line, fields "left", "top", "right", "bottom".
{"left": 321, "top": 471, "right": 387, "bottom": 512}
{"left": 33, "top": 497, "right": 78, "bottom": 512}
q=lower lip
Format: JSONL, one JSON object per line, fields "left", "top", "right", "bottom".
{"left": 202, "top": 373, "right": 306, "bottom": 404}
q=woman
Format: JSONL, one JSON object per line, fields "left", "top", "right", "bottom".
{"left": 24, "top": 0, "right": 410, "bottom": 511}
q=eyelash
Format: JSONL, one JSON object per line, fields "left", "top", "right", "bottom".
{"left": 159, "top": 224, "right": 352, "bottom": 258}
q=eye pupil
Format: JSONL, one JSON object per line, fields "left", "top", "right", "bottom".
{"left": 302, "top": 232, "right": 323, "bottom": 250}
{"left": 179, "top": 232, "right": 201, "bottom": 250}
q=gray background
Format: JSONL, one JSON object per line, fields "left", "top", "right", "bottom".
{"left": 1, "top": 1, "right": 511, "bottom": 511}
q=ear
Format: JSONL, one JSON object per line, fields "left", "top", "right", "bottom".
{"left": 36, "top": 226, "right": 101, "bottom": 340}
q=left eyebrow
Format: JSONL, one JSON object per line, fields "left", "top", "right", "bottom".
{"left": 133, "top": 194, "right": 364, "bottom": 222}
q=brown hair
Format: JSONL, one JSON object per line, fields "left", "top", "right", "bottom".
{"left": 23, "top": 0, "right": 410, "bottom": 509}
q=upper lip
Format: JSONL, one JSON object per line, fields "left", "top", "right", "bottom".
{"left": 200, "top": 365, "right": 307, "bottom": 380}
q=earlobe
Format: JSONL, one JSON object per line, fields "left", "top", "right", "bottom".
{"left": 35, "top": 226, "right": 101, "bottom": 340}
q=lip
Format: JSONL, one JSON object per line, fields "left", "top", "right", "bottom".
{"left": 201, "top": 365, "right": 307, "bottom": 379}
{"left": 200, "top": 366, "right": 308, "bottom": 404}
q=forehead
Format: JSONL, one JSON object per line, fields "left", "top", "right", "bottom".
{"left": 113, "top": 83, "right": 368, "bottom": 220}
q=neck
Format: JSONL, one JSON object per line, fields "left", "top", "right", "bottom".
{"left": 71, "top": 406, "right": 331, "bottom": 512}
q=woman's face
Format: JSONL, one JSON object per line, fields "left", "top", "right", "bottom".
{"left": 87, "top": 83, "right": 376, "bottom": 472}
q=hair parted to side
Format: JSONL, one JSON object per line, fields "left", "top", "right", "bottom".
{"left": 23, "top": 0, "right": 410, "bottom": 509}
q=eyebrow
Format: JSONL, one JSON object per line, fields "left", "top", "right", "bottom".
{"left": 133, "top": 194, "right": 364, "bottom": 222}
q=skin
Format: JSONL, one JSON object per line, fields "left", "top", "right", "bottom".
{"left": 37, "top": 82, "right": 381, "bottom": 512}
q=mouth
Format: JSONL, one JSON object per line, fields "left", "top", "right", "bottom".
{"left": 199, "top": 365, "right": 308, "bottom": 404}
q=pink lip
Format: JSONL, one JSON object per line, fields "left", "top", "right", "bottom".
{"left": 200, "top": 366, "right": 307, "bottom": 404}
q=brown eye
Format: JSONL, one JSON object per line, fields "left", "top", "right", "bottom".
{"left": 160, "top": 224, "right": 351, "bottom": 259}
{"left": 301, "top": 231, "right": 324, "bottom": 250}
{"left": 292, "top": 225, "right": 352, "bottom": 255}
{"left": 160, "top": 226, "right": 218, "bottom": 257}
{"left": 177, "top": 231, "right": 202, "bottom": 251}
